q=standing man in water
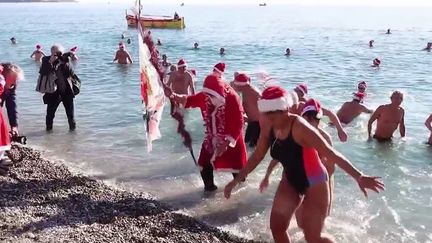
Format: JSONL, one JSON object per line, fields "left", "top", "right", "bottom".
{"left": 368, "top": 91, "right": 405, "bottom": 141}
{"left": 166, "top": 59, "right": 195, "bottom": 95}
{"left": 231, "top": 73, "right": 261, "bottom": 147}
{"left": 336, "top": 92, "right": 373, "bottom": 124}
{"left": 113, "top": 42, "right": 133, "bottom": 64}
{"left": 425, "top": 114, "right": 432, "bottom": 145}
{"left": 30, "top": 44, "right": 46, "bottom": 62}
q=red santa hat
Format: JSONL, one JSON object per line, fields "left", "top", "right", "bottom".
{"left": 36, "top": 44, "right": 41, "bottom": 50}
{"left": 258, "top": 86, "right": 294, "bottom": 112}
{"left": 233, "top": 73, "right": 250, "bottom": 86}
{"left": 373, "top": 58, "right": 381, "bottom": 65}
{"left": 190, "top": 69, "right": 196, "bottom": 76}
{"left": 202, "top": 74, "right": 225, "bottom": 104}
{"left": 177, "top": 59, "right": 187, "bottom": 68}
{"left": 301, "top": 98, "right": 323, "bottom": 119}
{"left": 70, "top": 46, "right": 78, "bottom": 52}
{"left": 295, "top": 83, "right": 308, "bottom": 95}
{"left": 213, "top": 62, "right": 226, "bottom": 74}
{"left": 353, "top": 92, "right": 366, "bottom": 102}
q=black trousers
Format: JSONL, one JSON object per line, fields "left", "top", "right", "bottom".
{"left": 200, "top": 162, "right": 239, "bottom": 190}
{"left": 44, "top": 92, "right": 75, "bottom": 127}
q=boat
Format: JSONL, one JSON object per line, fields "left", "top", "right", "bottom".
{"left": 126, "top": 12, "right": 185, "bottom": 29}
{"left": 259, "top": 3, "right": 267, "bottom": 6}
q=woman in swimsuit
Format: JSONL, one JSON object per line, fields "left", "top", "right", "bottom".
{"left": 224, "top": 86, "right": 384, "bottom": 243}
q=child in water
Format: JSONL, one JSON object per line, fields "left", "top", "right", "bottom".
{"left": 30, "top": 44, "right": 46, "bottom": 62}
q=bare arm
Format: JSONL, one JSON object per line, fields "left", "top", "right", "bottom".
{"left": 294, "top": 117, "right": 384, "bottom": 197}
{"left": 361, "top": 104, "right": 373, "bottom": 114}
{"left": 126, "top": 52, "right": 133, "bottom": 64}
{"left": 30, "top": 51, "right": 35, "bottom": 58}
{"left": 264, "top": 160, "right": 279, "bottom": 179}
{"left": 188, "top": 74, "right": 195, "bottom": 95}
{"left": 166, "top": 74, "right": 174, "bottom": 88}
{"left": 323, "top": 107, "right": 348, "bottom": 142}
{"left": 368, "top": 106, "right": 382, "bottom": 139}
{"left": 425, "top": 114, "right": 432, "bottom": 132}
{"left": 399, "top": 109, "right": 406, "bottom": 137}
{"left": 113, "top": 52, "right": 119, "bottom": 62}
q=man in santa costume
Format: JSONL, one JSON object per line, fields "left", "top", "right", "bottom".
{"left": 212, "top": 62, "right": 226, "bottom": 78}
{"left": 171, "top": 74, "right": 247, "bottom": 191}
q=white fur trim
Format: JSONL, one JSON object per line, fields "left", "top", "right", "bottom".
{"left": 233, "top": 81, "right": 249, "bottom": 86}
{"left": 202, "top": 88, "right": 225, "bottom": 104}
{"left": 177, "top": 64, "right": 187, "bottom": 68}
{"left": 301, "top": 105, "right": 323, "bottom": 118}
{"left": 296, "top": 85, "right": 307, "bottom": 95}
{"left": 258, "top": 96, "right": 292, "bottom": 112}
{"left": 225, "top": 136, "right": 236, "bottom": 147}
{"left": 214, "top": 67, "right": 223, "bottom": 74}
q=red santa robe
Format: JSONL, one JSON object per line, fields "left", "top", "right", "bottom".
{"left": 185, "top": 89, "right": 247, "bottom": 172}
{"left": 0, "top": 72, "right": 11, "bottom": 152}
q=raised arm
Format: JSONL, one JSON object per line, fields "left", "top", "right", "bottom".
{"left": 294, "top": 117, "right": 384, "bottom": 197}
{"left": 224, "top": 115, "right": 271, "bottom": 199}
{"left": 368, "top": 106, "right": 382, "bottom": 139}
{"left": 426, "top": 114, "right": 432, "bottom": 132}
{"left": 399, "top": 109, "right": 406, "bottom": 138}
{"left": 323, "top": 107, "right": 348, "bottom": 142}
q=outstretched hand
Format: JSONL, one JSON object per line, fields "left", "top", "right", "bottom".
{"left": 224, "top": 180, "right": 238, "bottom": 199}
{"left": 357, "top": 175, "right": 385, "bottom": 197}
{"left": 338, "top": 129, "right": 348, "bottom": 142}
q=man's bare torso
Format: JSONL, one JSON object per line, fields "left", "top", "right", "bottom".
{"left": 375, "top": 105, "right": 404, "bottom": 139}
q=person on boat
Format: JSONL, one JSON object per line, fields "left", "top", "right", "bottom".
{"left": 193, "top": 42, "right": 199, "bottom": 50}
{"left": 372, "top": 58, "right": 381, "bottom": 68}
{"left": 423, "top": 42, "right": 432, "bottom": 51}
{"left": 260, "top": 99, "right": 337, "bottom": 221}
{"left": 368, "top": 91, "right": 405, "bottom": 141}
{"left": 169, "top": 74, "right": 247, "bottom": 192}
{"left": 231, "top": 73, "right": 262, "bottom": 147}
{"left": 174, "top": 12, "right": 180, "bottom": 20}
{"left": 224, "top": 86, "right": 384, "bottom": 243}
{"left": 386, "top": 29, "right": 391, "bottom": 34}
{"left": 113, "top": 42, "right": 133, "bottom": 64}
{"left": 0, "top": 62, "right": 24, "bottom": 137}
{"left": 336, "top": 92, "right": 373, "bottom": 124}
{"left": 212, "top": 62, "right": 226, "bottom": 79}
{"left": 10, "top": 37, "right": 16, "bottom": 45}
{"left": 166, "top": 59, "right": 195, "bottom": 95}
{"left": 39, "top": 45, "right": 78, "bottom": 131}
{"left": 220, "top": 48, "right": 225, "bottom": 55}
{"left": 426, "top": 113, "right": 432, "bottom": 145}
{"left": 70, "top": 46, "right": 78, "bottom": 61}
{"left": 30, "top": 44, "right": 46, "bottom": 62}
{"left": 294, "top": 83, "right": 348, "bottom": 142}
{"left": 285, "top": 48, "right": 291, "bottom": 56}
{"left": 369, "top": 40, "right": 374, "bottom": 48}
{"left": 157, "top": 39, "right": 162, "bottom": 46}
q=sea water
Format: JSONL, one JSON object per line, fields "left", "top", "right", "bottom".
{"left": 0, "top": 3, "right": 431, "bottom": 242}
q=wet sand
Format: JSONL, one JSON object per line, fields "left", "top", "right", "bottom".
{"left": 0, "top": 146, "right": 264, "bottom": 243}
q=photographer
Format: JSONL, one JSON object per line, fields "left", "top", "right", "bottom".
{"left": 38, "top": 44, "right": 77, "bottom": 131}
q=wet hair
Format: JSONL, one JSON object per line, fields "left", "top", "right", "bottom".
{"left": 0, "top": 62, "right": 24, "bottom": 80}
{"left": 302, "top": 111, "right": 320, "bottom": 121}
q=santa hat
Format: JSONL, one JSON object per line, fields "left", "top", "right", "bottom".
{"left": 233, "top": 73, "right": 250, "bottom": 86}
{"left": 177, "top": 59, "right": 187, "bottom": 68}
{"left": 373, "top": 58, "right": 381, "bottom": 65}
{"left": 36, "top": 44, "right": 41, "bottom": 50}
{"left": 202, "top": 74, "right": 225, "bottom": 104}
{"left": 190, "top": 69, "right": 196, "bottom": 76}
{"left": 213, "top": 62, "right": 226, "bottom": 74}
{"left": 301, "top": 99, "right": 323, "bottom": 119}
{"left": 353, "top": 92, "right": 366, "bottom": 102}
{"left": 295, "top": 83, "right": 308, "bottom": 95}
{"left": 258, "top": 86, "right": 294, "bottom": 112}
{"left": 70, "top": 46, "right": 78, "bottom": 52}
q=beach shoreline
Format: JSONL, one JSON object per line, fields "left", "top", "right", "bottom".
{"left": 0, "top": 146, "right": 263, "bottom": 243}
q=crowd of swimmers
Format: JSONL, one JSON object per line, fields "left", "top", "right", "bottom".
{"left": 3, "top": 28, "right": 432, "bottom": 242}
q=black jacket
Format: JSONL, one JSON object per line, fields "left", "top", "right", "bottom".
{"left": 0, "top": 87, "right": 18, "bottom": 128}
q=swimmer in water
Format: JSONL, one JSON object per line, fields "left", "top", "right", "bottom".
{"left": 369, "top": 40, "right": 374, "bottom": 48}
{"left": 219, "top": 47, "right": 225, "bottom": 55}
{"left": 386, "top": 29, "right": 391, "bottom": 34}
{"left": 10, "top": 37, "right": 17, "bottom": 45}
{"left": 368, "top": 91, "right": 405, "bottom": 141}
{"left": 157, "top": 39, "right": 162, "bottom": 46}
{"left": 423, "top": 42, "right": 432, "bottom": 51}
{"left": 372, "top": 58, "right": 381, "bottom": 68}
{"left": 336, "top": 92, "right": 373, "bottom": 124}
{"left": 285, "top": 48, "right": 291, "bottom": 56}
{"left": 193, "top": 42, "right": 199, "bottom": 50}
{"left": 224, "top": 87, "right": 384, "bottom": 243}
{"left": 30, "top": 44, "right": 46, "bottom": 62}
{"left": 358, "top": 81, "right": 367, "bottom": 94}
{"left": 425, "top": 114, "right": 432, "bottom": 144}
{"left": 113, "top": 42, "right": 133, "bottom": 64}
{"left": 127, "top": 38, "right": 131, "bottom": 44}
